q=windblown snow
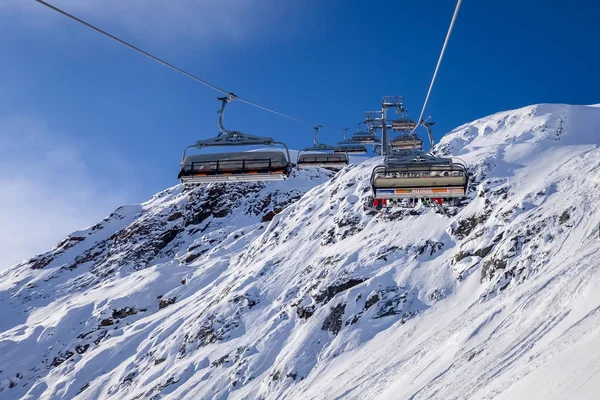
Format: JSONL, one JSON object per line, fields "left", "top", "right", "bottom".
{"left": 1, "top": 103, "right": 600, "bottom": 399}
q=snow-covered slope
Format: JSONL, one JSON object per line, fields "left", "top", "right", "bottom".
{"left": 1, "top": 103, "right": 600, "bottom": 399}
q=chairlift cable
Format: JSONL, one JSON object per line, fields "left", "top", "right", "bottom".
{"left": 410, "top": 0, "right": 463, "bottom": 141}
{"left": 236, "top": 97, "right": 306, "bottom": 123}
{"left": 33, "top": 0, "right": 306, "bottom": 124}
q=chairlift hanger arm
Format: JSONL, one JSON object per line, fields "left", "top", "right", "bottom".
{"left": 181, "top": 145, "right": 197, "bottom": 164}
{"left": 300, "top": 124, "right": 336, "bottom": 151}
{"left": 420, "top": 119, "right": 436, "bottom": 149}
{"left": 217, "top": 94, "right": 235, "bottom": 136}
{"left": 313, "top": 125, "right": 323, "bottom": 145}
{"left": 274, "top": 141, "right": 292, "bottom": 165}
{"left": 207, "top": 95, "right": 275, "bottom": 146}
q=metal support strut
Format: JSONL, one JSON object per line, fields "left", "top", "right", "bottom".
{"left": 382, "top": 108, "right": 388, "bottom": 156}
{"left": 217, "top": 93, "right": 237, "bottom": 136}
{"left": 420, "top": 119, "right": 436, "bottom": 149}
{"left": 382, "top": 96, "right": 406, "bottom": 156}
{"left": 313, "top": 125, "right": 323, "bottom": 145}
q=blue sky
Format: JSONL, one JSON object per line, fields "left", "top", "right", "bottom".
{"left": 1, "top": 0, "right": 599, "bottom": 265}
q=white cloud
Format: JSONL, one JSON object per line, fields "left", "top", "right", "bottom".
{"left": 1, "top": 0, "right": 291, "bottom": 43}
{"left": 0, "top": 116, "right": 134, "bottom": 269}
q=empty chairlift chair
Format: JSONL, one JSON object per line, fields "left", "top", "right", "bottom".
{"left": 371, "top": 152, "right": 468, "bottom": 203}
{"left": 336, "top": 128, "right": 368, "bottom": 154}
{"left": 178, "top": 96, "right": 293, "bottom": 184}
{"left": 333, "top": 144, "right": 367, "bottom": 155}
{"left": 350, "top": 130, "right": 381, "bottom": 144}
{"left": 391, "top": 118, "right": 417, "bottom": 132}
{"left": 297, "top": 125, "right": 349, "bottom": 171}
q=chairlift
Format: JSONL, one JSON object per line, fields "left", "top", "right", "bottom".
{"left": 336, "top": 127, "right": 368, "bottom": 154}
{"left": 391, "top": 118, "right": 417, "bottom": 131}
{"left": 297, "top": 125, "right": 349, "bottom": 171}
{"left": 370, "top": 152, "right": 468, "bottom": 204}
{"left": 350, "top": 124, "right": 381, "bottom": 144}
{"left": 369, "top": 111, "right": 468, "bottom": 206}
{"left": 390, "top": 133, "right": 423, "bottom": 151}
{"left": 334, "top": 145, "right": 367, "bottom": 155}
{"left": 178, "top": 95, "right": 292, "bottom": 184}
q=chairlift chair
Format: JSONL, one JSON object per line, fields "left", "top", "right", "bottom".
{"left": 391, "top": 118, "right": 417, "bottom": 132}
{"left": 350, "top": 126, "right": 381, "bottom": 144}
{"left": 370, "top": 152, "right": 468, "bottom": 203}
{"left": 390, "top": 133, "right": 423, "bottom": 151}
{"left": 297, "top": 125, "right": 349, "bottom": 171}
{"left": 178, "top": 95, "right": 293, "bottom": 184}
{"left": 334, "top": 145, "right": 367, "bottom": 155}
{"left": 336, "top": 127, "right": 368, "bottom": 154}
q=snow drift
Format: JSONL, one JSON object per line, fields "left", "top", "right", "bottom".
{"left": 1, "top": 103, "right": 599, "bottom": 399}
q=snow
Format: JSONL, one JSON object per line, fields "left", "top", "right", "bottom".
{"left": 0, "top": 103, "right": 599, "bottom": 399}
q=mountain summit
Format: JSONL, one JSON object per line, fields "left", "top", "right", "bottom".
{"left": 1, "top": 104, "right": 599, "bottom": 399}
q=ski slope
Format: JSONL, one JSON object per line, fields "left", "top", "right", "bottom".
{"left": 0, "top": 103, "right": 599, "bottom": 399}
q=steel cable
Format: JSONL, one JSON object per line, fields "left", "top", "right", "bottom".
{"left": 33, "top": 0, "right": 306, "bottom": 124}
{"left": 410, "top": 0, "right": 463, "bottom": 145}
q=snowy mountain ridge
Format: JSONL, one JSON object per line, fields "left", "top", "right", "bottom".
{"left": 1, "top": 103, "right": 600, "bottom": 399}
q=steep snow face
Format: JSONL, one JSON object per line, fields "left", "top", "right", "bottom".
{"left": 0, "top": 167, "right": 333, "bottom": 398}
{"left": 1, "top": 103, "right": 600, "bottom": 400}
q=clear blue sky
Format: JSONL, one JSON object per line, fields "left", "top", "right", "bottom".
{"left": 1, "top": 0, "right": 599, "bottom": 264}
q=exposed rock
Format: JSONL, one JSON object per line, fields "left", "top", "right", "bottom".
{"left": 429, "top": 289, "right": 444, "bottom": 302}
{"left": 322, "top": 303, "right": 346, "bottom": 335}
{"left": 559, "top": 209, "right": 571, "bottom": 224}
{"left": 415, "top": 240, "right": 444, "bottom": 257}
{"left": 75, "top": 344, "right": 90, "bottom": 354}
{"left": 77, "top": 383, "right": 90, "bottom": 395}
{"left": 364, "top": 293, "right": 380, "bottom": 310}
{"left": 481, "top": 258, "right": 508, "bottom": 281}
{"left": 51, "top": 351, "right": 75, "bottom": 367}
{"left": 296, "top": 305, "right": 315, "bottom": 320}
{"left": 167, "top": 211, "right": 183, "bottom": 222}
{"left": 112, "top": 307, "right": 138, "bottom": 320}
{"left": 158, "top": 297, "right": 176, "bottom": 309}
{"left": 452, "top": 214, "right": 490, "bottom": 240}
{"left": 314, "top": 278, "right": 366, "bottom": 304}
{"left": 261, "top": 211, "right": 278, "bottom": 223}
{"left": 211, "top": 354, "right": 230, "bottom": 368}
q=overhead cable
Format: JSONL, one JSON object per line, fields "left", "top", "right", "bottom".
{"left": 411, "top": 0, "right": 463, "bottom": 140}
{"left": 33, "top": 0, "right": 306, "bottom": 124}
